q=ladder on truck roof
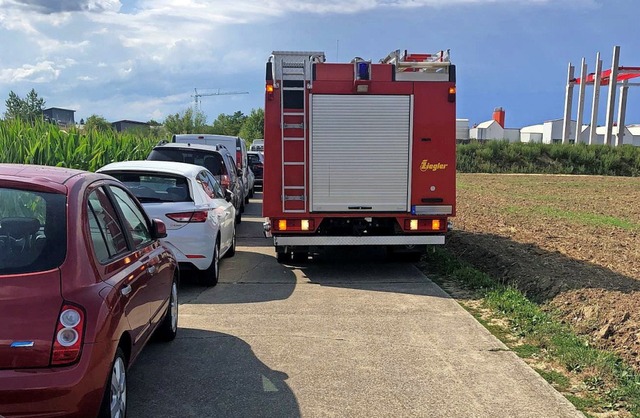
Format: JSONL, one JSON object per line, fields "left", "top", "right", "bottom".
{"left": 273, "top": 51, "right": 324, "bottom": 214}
{"left": 380, "top": 49, "right": 453, "bottom": 81}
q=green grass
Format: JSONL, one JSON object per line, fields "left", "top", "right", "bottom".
{"left": 504, "top": 205, "right": 639, "bottom": 230}
{"left": 535, "top": 368, "right": 571, "bottom": 391}
{"left": 422, "top": 247, "right": 640, "bottom": 417}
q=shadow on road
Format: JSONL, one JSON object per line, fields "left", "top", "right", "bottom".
{"left": 281, "top": 246, "right": 451, "bottom": 299}
{"left": 128, "top": 328, "right": 300, "bottom": 417}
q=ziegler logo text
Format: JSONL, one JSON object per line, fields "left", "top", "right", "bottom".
{"left": 420, "top": 160, "right": 448, "bottom": 172}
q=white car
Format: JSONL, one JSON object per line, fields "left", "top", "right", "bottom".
{"left": 98, "top": 160, "right": 236, "bottom": 286}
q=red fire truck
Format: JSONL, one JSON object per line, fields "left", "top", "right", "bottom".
{"left": 262, "top": 49, "right": 456, "bottom": 262}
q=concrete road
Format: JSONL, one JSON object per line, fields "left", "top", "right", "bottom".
{"left": 128, "top": 192, "right": 582, "bottom": 418}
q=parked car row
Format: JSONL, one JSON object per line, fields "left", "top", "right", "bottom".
{"left": 0, "top": 135, "right": 261, "bottom": 417}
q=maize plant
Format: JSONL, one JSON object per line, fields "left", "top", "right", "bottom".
{"left": 0, "top": 119, "right": 159, "bottom": 171}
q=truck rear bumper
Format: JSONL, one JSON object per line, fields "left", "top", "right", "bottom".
{"left": 273, "top": 235, "right": 445, "bottom": 246}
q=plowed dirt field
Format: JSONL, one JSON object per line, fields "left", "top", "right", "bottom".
{"left": 447, "top": 173, "right": 640, "bottom": 370}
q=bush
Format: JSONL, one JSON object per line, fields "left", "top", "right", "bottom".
{"left": 457, "top": 141, "right": 640, "bottom": 177}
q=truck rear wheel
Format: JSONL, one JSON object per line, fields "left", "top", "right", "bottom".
{"left": 276, "top": 251, "right": 289, "bottom": 263}
{"left": 292, "top": 251, "right": 307, "bottom": 262}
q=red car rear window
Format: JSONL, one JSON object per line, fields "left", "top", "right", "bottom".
{"left": 0, "top": 187, "right": 67, "bottom": 275}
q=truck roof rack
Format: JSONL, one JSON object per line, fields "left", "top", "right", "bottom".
{"left": 381, "top": 49, "right": 452, "bottom": 81}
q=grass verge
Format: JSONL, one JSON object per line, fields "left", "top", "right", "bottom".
{"left": 421, "top": 246, "right": 640, "bottom": 417}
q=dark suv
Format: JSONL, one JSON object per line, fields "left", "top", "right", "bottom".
{"left": 147, "top": 143, "right": 243, "bottom": 223}
{"left": 247, "top": 151, "right": 264, "bottom": 188}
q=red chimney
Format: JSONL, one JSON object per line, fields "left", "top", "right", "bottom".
{"left": 492, "top": 107, "right": 505, "bottom": 128}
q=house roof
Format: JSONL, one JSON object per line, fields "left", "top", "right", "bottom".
{"left": 595, "top": 125, "right": 631, "bottom": 135}
{"left": 476, "top": 120, "right": 500, "bottom": 129}
{"left": 112, "top": 120, "right": 148, "bottom": 125}
{"left": 43, "top": 107, "right": 75, "bottom": 112}
{"left": 626, "top": 125, "right": 640, "bottom": 135}
{"left": 520, "top": 124, "right": 544, "bottom": 133}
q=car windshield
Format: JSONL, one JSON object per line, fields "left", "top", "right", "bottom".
{"left": 248, "top": 154, "right": 262, "bottom": 164}
{"left": 107, "top": 172, "right": 192, "bottom": 203}
{"left": 148, "top": 148, "right": 227, "bottom": 176}
{"left": 0, "top": 187, "right": 67, "bottom": 275}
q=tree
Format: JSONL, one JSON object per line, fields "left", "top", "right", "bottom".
{"left": 84, "top": 115, "right": 113, "bottom": 132}
{"left": 238, "top": 108, "right": 264, "bottom": 141}
{"left": 163, "top": 108, "right": 208, "bottom": 135}
{"left": 211, "top": 111, "right": 246, "bottom": 136}
{"left": 4, "top": 89, "right": 46, "bottom": 122}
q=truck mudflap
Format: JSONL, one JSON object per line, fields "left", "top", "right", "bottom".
{"left": 273, "top": 235, "right": 445, "bottom": 246}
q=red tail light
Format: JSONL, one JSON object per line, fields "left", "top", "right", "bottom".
{"left": 236, "top": 151, "right": 242, "bottom": 169}
{"left": 51, "top": 304, "right": 85, "bottom": 366}
{"left": 166, "top": 211, "right": 208, "bottom": 223}
{"left": 221, "top": 175, "right": 230, "bottom": 188}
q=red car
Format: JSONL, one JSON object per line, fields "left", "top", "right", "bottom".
{"left": 0, "top": 164, "right": 179, "bottom": 418}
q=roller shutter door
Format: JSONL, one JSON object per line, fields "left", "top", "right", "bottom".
{"left": 310, "top": 94, "right": 411, "bottom": 212}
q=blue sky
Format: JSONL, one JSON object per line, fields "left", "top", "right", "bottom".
{"left": 0, "top": 0, "right": 638, "bottom": 128}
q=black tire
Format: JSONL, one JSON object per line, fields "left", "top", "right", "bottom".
{"left": 199, "top": 240, "right": 220, "bottom": 286}
{"left": 276, "top": 251, "right": 289, "bottom": 263}
{"left": 155, "top": 274, "right": 178, "bottom": 342}
{"left": 292, "top": 251, "right": 307, "bottom": 262}
{"left": 244, "top": 194, "right": 250, "bottom": 204}
{"left": 249, "top": 187, "right": 254, "bottom": 198}
{"left": 387, "top": 246, "right": 423, "bottom": 262}
{"left": 235, "top": 211, "right": 242, "bottom": 225}
{"left": 99, "top": 347, "right": 127, "bottom": 418}
{"left": 224, "top": 228, "right": 236, "bottom": 258}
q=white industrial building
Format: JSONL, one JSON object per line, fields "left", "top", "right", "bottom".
{"left": 594, "top": 126, "right": 637, "bottom": 146}
{"left": 469, "top": 119, "right": 520, "bottom": 142}
{"left": 628, "top": 125, "right": 640, "bottom": 145}
{"left": 456, "top": 119, "right": 470, "bottom": 141}
{"left": 470, "top": 120, "right": 503, "bottom": 141}
{"left": 461, "top": 109, "right": 640, "bottom": 146}
{"left": 542, "top": 119, "right": 577, "bottom": 144}
{"left": 520, "top": 124, "right": 543, "bottom": 143}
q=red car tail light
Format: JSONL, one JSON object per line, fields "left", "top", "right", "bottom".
{"left": 166, "top": 210, "right": 208, "bottom": 223}
{"left": 51, "top": 304, "right": 85, "bottom": 366}
{"left": 236, "top": 151, "right": 242, "bottom": 169}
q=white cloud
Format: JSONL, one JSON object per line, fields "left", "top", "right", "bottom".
{"left": 0, "top": 61, "right": 61, "bottom": 83}
{"left": 0, "top": 0, "right": 615, "bottom": 125}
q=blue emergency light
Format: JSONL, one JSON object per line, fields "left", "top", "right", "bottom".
{"left": 357, "top": 62, "right": 370, "bottom": 80}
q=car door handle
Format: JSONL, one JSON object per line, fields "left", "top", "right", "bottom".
{"left": 121, "top": 285, "right": 132, "bottom": 296}
{"left": 148, "top": 265, "right": 157, "bottom": 275}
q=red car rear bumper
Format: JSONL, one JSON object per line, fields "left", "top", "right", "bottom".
{"left": 0, "top": 341, "right": 115, "bottom": 418}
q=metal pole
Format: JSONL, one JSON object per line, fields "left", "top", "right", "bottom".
{"left": 562, "top": 63, "right": 575, "bottom": 144}
{"left": 604, "top": 46, "right": 620, "bottom": 146}
{"left": 616, "top": 80, "right": 629, "bottom": 146}
{"left": 589, "top": 53, "right": 602, "bottom": 145}
{"left": 575, "top": 57, "right": 587, "bottom": 144}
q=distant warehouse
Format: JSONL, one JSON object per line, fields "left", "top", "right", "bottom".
{"left": 111, "top": 120, "right": 150, "bottom": 132}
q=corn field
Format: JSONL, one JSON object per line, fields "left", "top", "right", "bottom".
{"left": 0, "top": 119, "right": 158, "bottom": 172}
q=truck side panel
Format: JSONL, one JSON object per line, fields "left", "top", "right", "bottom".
{"left": 411, "top": 82, "right": 457, "bottom": 216}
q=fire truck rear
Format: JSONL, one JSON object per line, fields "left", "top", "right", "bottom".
{"left": 262, "top": 49, "right": 456, "bottom": 262}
